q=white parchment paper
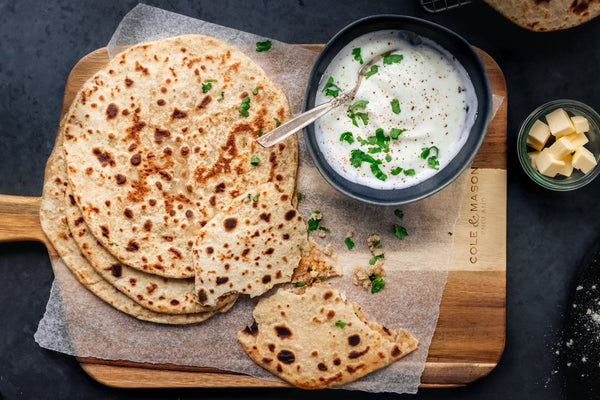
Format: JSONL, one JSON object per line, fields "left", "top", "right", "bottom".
{"left": 35, "top": 4, "right": 470, "bottom": 393}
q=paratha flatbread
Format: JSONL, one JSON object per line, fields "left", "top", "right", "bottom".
{"left": 193, "top": 183, "right": 307, "bottom": 307}
{"left": 484, "top": 0, "right": 600, "bottom": 31}
{"left": 63, "top": 34, "right": 297, "bottom": 279}
{"left": 40, "top": 132, "right": 235, "bottom": 324}
{"left": 238, "top": 285, "right": 418, "bottom": 389}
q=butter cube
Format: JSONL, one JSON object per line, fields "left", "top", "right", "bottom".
{"left": 566, "top": 132, "right": 589, "bottom": 148}
{"left": 536, "top": 149, "right": 566, "bottom": 177}
{"left": 557, "top": 154, "right": 574, "bottom": 177}
{"left": 526, "top": 119, "right": 551, "bottom": 151}
{"left": 571, "top": 115, "right": 590, "bottom": 133}
{"left": 546, "top": 108, "right": 575, "bottom": 137}
{"left": 572, "top": 146, "right": 597, "bottom": 174}
{"left": 548, "top": 136, "right": 576, "bottom": 159}
{"left": 528, "top": 151, "right": 540, "bottom": 169}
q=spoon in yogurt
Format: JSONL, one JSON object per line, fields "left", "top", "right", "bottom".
{"left": 257, "top": 50, "right": 398, "bottom": 148}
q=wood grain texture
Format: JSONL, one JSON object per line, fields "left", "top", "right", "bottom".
{"left": 0, "top": 44, "right": 506, "bottom": 389}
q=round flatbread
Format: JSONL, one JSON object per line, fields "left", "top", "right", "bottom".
{"left": 40, "top": 136, "right": 233, "bottom": 324}
{"left": 238, "top": 284, "right": 418, "bottom": 389}
{"left": 63, "top": 34, "right": 297, "bottom": 279}
{"left": 193, "top": 182, "right": 308, "bottom": 307}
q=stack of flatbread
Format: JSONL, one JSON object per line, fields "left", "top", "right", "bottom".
{"left": 40, "top": 34, "right": 302, "bottom": 323}
{"left": 39, "top": 33, "right": 417, "bottom": 388}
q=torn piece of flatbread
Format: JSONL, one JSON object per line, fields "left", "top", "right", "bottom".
{"left": 238, "top": 284, "right": 418, "bottom": 389}
{"left": 193, "top": 183, "right": 308, "bottom": 307}
{"left": 484, "top": 0, "right": 600, "bottom": 32}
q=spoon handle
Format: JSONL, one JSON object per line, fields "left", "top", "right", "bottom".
{"left": 256, "top": 100, "right": 339, "bottom": 148}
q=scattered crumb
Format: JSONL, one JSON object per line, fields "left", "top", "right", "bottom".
{"left": 292, "top": 238, "right": 341, "bottom": 286}
{"left": 353, "top": 234, "right": 386, "bottom": 292}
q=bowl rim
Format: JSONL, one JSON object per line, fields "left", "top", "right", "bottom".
{"left": 517, "top": 98, "right": 600, "bottom": 191}
{"left": 302, "top": 14, "right": 493, "bottom": 206}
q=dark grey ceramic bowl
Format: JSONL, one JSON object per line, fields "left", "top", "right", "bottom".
{"left": 303, "top": 15, "right": 492, "bottom": 205}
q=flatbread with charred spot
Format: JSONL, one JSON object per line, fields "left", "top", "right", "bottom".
{"left": 40, "top": 133, "right": 235, "bottom": 324}
{"left": 63, "top": 34, "right": 296, "bottom": 279}
{"left": 193, "top": 182, "right": 308, "bottom": 307}
{"left": 484, "top": 0, "right": 600, "bottom": 31}
{"left": 238, "top": 284, "right": 418, "bottom": 389}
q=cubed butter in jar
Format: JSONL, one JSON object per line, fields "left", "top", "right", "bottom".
{"left": 572, "top": 146, "right": 597, "bottom": 174}
{"left": 526, "top": 119, "right": 551, "bottom": 151}
{"left": 546, "top": 108, "right": 576, "bottom": 137}
{"left": 566, "top": 132, "right": 589, "bottom": 148}
{"left": 548, "top": 136, "right": 576, "bottom": 159}
{"left": 571, "top": 115, "right": 590, "bottom": 134}
{"left": 536, "top": 149, "right": 566, "bottom": 177}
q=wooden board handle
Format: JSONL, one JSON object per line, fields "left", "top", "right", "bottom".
{"left": 0, "top": 195, "right": 47, "bottom": 244}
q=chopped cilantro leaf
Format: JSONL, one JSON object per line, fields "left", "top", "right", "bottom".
{"left": 322, "top": 76, "right": 341, "bottom": 98}
{"left": 239, "top": 96, "right": 251, "bottom": 117}
{"left": 421, "top": 146, "right": 439, "bottom": 159}
{"left": 250, "top": 155, "right": 260, "bottom": 166}
{"left": 385, "top": 154, "right": 392, "bottom": 162}
{"left": 375, "top": 128, "right": 389, "bottom": 152}
{"left": 348, "top": 112, "right": 369, "bottom": 127}
{"left": 390, "top": 128, "right": 406, "bottom": 140}
{"left": 348, "top": 100, "right": 369, "bottom": 112}
{"left": 448, "top": 232, "right": 453, "bottom": 236}
{"left": 217, "top": 91, "right": 225, "bottom": 101}
{"left": 394, "top": 209, "right": 403, "bottom": 219}
{"left": 340, "top": 131, "right": 354, "bottom": 144}
{"left": 258, "top": 129, "right": 263, "bottom": 137}
{"left": 428, "top": 156, "right": 440, "bottom": 170}
{"left": 370, "top": 161, "right": 387, "bottom": 181}
{"left": 403, "top": 169, "right": 415, "bottom": 176}
{"left": 202, "top": 82, "right": 212, "bottom": 93}
{"left": 245, "top": 194, "right": 252, "bottom": 204}
{"left": 383, "top": 54, "right": 403, "bottom": 65}
{"left": 391, "top": 99, "right": 401, "bottom": 114}
{"left": 318, "top": 226, "right": 330, "bottom": 232}
{"left": 352, "top": 47, "right": 363, "bottom": 64}
{"left": 307, "top": 218, "right": 320, "bottom": 232}
{"left": 345, "top": 237, "right": 355, "bottom": 250}
{"left": 297, "top": 192, "right": 303, "bottom": 201}
{"left": 369, "top": 254, "right": 384, "bottom": 265}
{"left": 295, "top": 281, "right": 305, "bottom": 287}
{"left": 390, "top": 167, "right": 403, "bottom": 175}
{"left": 369, "top": 274, "right": 385, "bottom": 294}
{"left": 256, "top": 40, "right": 272, "bottom": 52}
{"left": 204, "top": 79, "right": 218, "bottom": 82}
{"left": 318, "top": 276, "right": 326, "bottom": 280}
{"left": 367, "top": 147, "right": 381, "bottom": 154}
{"left": 349, "top": 149, "right": 376, "bottom": 168}
{"left": 274, "top": 117, "right": 281, "bottom": 125}
{"left": 307, "top": 267, "right": 313, "bottom": 272}
{"left": 364, "top": 65, "right": 379, "bottom": 79}
{"left": 253, "top": 86, "right": 259, "bottom": 95}
{"left": 253, "top": 194, "right": 260, "bottom": 202}
{"left": 335, "top": 320, "right": 347, "bottom": 328}
{"left": 393, "top": 224, "right": 408, "bottom": 240}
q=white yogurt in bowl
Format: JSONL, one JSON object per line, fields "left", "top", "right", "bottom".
{"left": 314, "top": 30, "right": 477, "bottom": 190}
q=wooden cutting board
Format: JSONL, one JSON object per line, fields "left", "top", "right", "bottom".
{"left": 0, "top": 45, "right": 506, "bottom": 389}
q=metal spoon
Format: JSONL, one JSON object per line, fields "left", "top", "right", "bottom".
{"left": 256, "top": 50, "right": 398, "bottom": 148}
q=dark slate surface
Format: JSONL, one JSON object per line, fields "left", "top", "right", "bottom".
{"left": 1, "top": 1, "right": 599, "bottom": 399}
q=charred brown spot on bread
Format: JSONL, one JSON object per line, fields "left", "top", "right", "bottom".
{"left": 206, "top": 247, "right": 214, "bottom": 255}
{"left": 134, "top": 61, "right": 149, "bottom": 75}
{"left": 123, "top": 208, "right": 133, "bottom": 218}
{"left": 85, "top": 167, "right": 93, "bottom": 175}
{"left": 224, "top": 218, "right": 237, "bottom": 231}
{"left": 265, "top": 248, "right": 274, "bottom": 255}
{"left": 570, "top": 0, "right": 590, "bottom": 15}
{"left": 197, "top": 95, "right": 212, "bottom": 110}
{"left": 130, "top": 153, "right": 142, "bottom": 166}
{"left": 180, "top": 146, "right": 190, "bottom": 157}
{"left": 122, "top": 109, "right": 130, "bottom": 116}
{"left": 391, "top": 345, "right": 401, "bottom": 357}
{"left": 282, "top": 234, "right": 290, "bottom": 240}
{"left": 197, "top": 289, "right": 208, "bottom": 304}
{"left": 262, "top": 274, "right": 271, "bottom": 284}
{"left": 259, "top": 213, "right": 271, "bottom": 223}
{"left": 323, "top": 291, "right": 333, "bottom": 300}
{"left": 129, "top": 278, "right": 137, "bottom": 286}
{"left": 244, "top": 320, "right": 259, "bottom": 336}
{"left": 157, "top": 99, "right": 166, "bottom": 106}
{"left": 349, "top": 346, "right": 370, "bottom": 359}
{"left": 146, "top": 283, "right": 157, "bottom": 294}
{"left": 148, "top": 199, "right": 156, "bottom": 206}
{"left": 126, "top": 241, "right": 140, "bottom": 252}
{"left": 110, "top": 264, "right": 122, "bottom": 278}
{"left": 171, "top": 108, "right": 188, "bottom": 120}
{"left": 93, "top": 148, "right": 116, "bottom": 167}
{"left": 209, "top": 196, "right": 216, "bottom": 206}
{"left": 106, "top": 103, "right": 118, "bottom": 119}
{"left": 241, "top": 248, "right": 250, "bottom": 257}
{"left": 276, "top": 364, "right": 283, "bottom": 373}
{"left": 333, "top": 358, "right": 341, "bottom": 366}
{"left": 125, "top": 77, "right": 134, "bottom": 87}
{"left": 170, "top": 299, "right": 179, "bottom": 306}
{"left": 101, "top": 226, "right": 110, "bottom": 238}
{"left": 280, "top": 194, "right": 288, "bottom": 201}
{"left": 275, "top": 271, "right": 282, "bottom": 279}
{"left": 277, "top": 350, "right": 295, "bottom": 364}
{"left": 326, "top": 310, "right": 335, "bottom": 320}
{"left": 74, "top": 217, "right": 84, "bottom": 226}
{"left": 317, "top": 363, "right": 328, "bottom": 371}
{"left": 224, "top": 263, "right": 230, "bottom": 270}
{"left": 268, "top": 344, "right": 275, "bottom": 352}
{"left": 168, "top": 247, "right": 182, "bottom": 259}
{"left": 115, "top": 174, "right": 127, "bottom": 185}
{"left": 382, "top": 326, "right": 392, "bottom": 336}
{"left": 216, "top": 276, "right": 229, "bottom": 285}
{"left": 185, "top": 210, "right": 193, "bottom": 218}
{"left": 346, "top": 365, "right": 356, "bottom": 373}
{"left": 275, "top": 325, "right": 292, "bottom": 339}
{"left": 215, "top": 183, "right": 226, "bottom": 193}
{"left": 284, "top": 210, "right": 296, "bottom": 221}
{"left": 261, "top": 358, "right": 273, "bottom": 364}
{"left": 154, "top": 128, "right": 171, "bottom": 144}
{"left": 240, "top": 91, "right": 248, "bottom": 99}
{"left": 348, "top": 334, "right": 360, "bottom": 347}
